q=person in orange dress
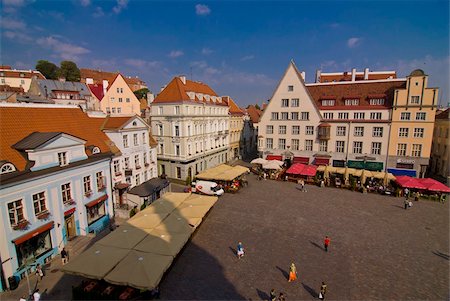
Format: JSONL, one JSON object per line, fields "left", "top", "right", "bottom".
{"left": 288, "top": 262, "right": 297, "bottom": 282}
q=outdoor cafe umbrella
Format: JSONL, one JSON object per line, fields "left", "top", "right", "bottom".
{"left": 286, "top": 163, "right": 307, "bottom": 175}
{"left": 182, "top": 194, "right": 218, "bottom": 207}
{"left": 383, "top": 172, "right": 396, "bottom": 186}
{"left": 416, "top": 178, "right": 450, "bottom": 193}
{"left": 126, "top": 212, "right": 167, "bottom": 230}
{"left": 133, "top": 228, "right": 191, "bottom": 257}
{"left": 262, "top": 160, "right": 283, "bottom": 170}
{"left": 61, "top": 244, "right": 130, "bottom": 280}
{"left": 251, "top": 158, "right": 268, "bottom": 165}
{"left": 395, "top": 176, "right": 427, "bottom": 189}
{"left": 154, "top": 214, "right": 194, "bottom": 234}
{"left": 104, "top": 250, "right": 173, "bottom": 291}
{"left": 361, "top": 170, "right": 374, "bottom": 185}
{"left": 169, "top": 212, "right": 203, "bottom": 229}
{"left": 96, "top": 225, "right": 147, "bottom": 250}
{"left": 177, "top": 202, "right": 213, "bottom": 218}
{"left": 161, "top": 192, "right": 191, "bottom": 208}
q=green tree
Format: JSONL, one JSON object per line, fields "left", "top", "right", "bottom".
{"left": 254, "top": 104, "right": 261, "bottom": 110}
{"left": 35, "top": 60, "right": 59, "bottom": 79}
{"left": 134, "top": 88, "right": 150, "bottom": 100}
{"left": 58, "top": 61, "right": 81, "bottom": 82}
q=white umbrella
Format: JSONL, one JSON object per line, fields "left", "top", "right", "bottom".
{"left": 251, "top": 158, "right": 268, "bottom": 164}
{"left": 262, "top": 160, "right": 283, "bottom": 170}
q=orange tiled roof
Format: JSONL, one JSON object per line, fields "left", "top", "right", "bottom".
{"left": 154, "top": 77, "right": 227, "bottom": 106}
{"left": 0, "top": 68, "right": 45, "bottom": 79}
{"left": 435, "top": 108, "right": 449, "bottom": 120}
{"left": 223, "top": 96, "right": 244, "bottom": 115}
{"left": 246, "top": 105, "right": 262, "bottom": 123}
{"left": 102, "top": 116, "right": 132, "bottom": 130}
{"left": 319, "top": 71, "right": 397, "bottom": 83}
{"left": 80, "top": 68, "right": 146, "bottom": 91}
{"left": 0, "top": 106, "right": 114, "bottom": 171}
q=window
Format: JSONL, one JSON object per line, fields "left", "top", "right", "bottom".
{"left": 134, "top": 154, "right": 140, "bottom": 168}
{"left": 271, "top": 112, "right": 279, "bottom": 120}
{"left": 306, "top": 126, "right": 314, "bottom": 135}
{"left": 58, "top": 152, "right": 67, "bottom": 166}
{"left": 353, "top": 141, "right": 363, "bottom": 154}
{"left": 281, "top": 99, "right": 289, "bottom": 107}
{"left": 124, "top": 157, "right": 130, "bottom": 169}
{"left": 159, "top": 107, "right": 163, "bottom": 115}
{"left": 142, "top": 133, "right": 146, "bottom": 145}
{"left": 187, "top": 125, "right": 191, "bottom": 136}
{"left": 370, "top": 98, "right": 385, "bottom": 105}
{"left": 110, "top": 97, "right": 115, "bottom": 102}
{"left": 354, "top": 127, "right": 364, "bottom": 137}
{"left": 126, "top": 98, "right": 130, "bottom": 103}
{"left": 345, "top": 99, "right": 359, "bottom": 106}
{"left": 334, "top": 141, "right": 344, "bottom": 153}
{"left": 323, "top": 112, "right": 333, "bottom": 119}
{"left": 266, "top": 138, "right": 273, "bottom": 149}
{"left": 8, "top": 200, "right": 24, "bottom": 226}
{"left": 412, "top": 144, "right": 422, "bottom": 157}
{"left": 118, "top": 97, "right": 123, "bottom": 102}
{"left": 136, "top": 174, "right": 140, "bottom": 185}
{"left": 116, "top": 88, "right": 120, "bottom": 93}
{"left": 110, "top": 108, "right": 115, "bottom": 114}
{"left": 336, "top": 126, "right": 346, "bottom": 136}
{"left": 266, "top": 125, "right": 273, "bottom": 134}
{"left": 158, "top": 124, "right": 163, "bottom": 136}
{"left": 301, "top": 112, "right": 309, "bottom": 120}
{"left": 354, "top": 112, "right": 365, "bottom": 119}
{"left": 371, "top": 142, "right": 382, "bottom": 155}
{"left": 291, "top": 98, "right": 299, "bottom": 107}
{"left": 373, "top": 127, "right": 383, "bottom": 137}
{"left": 175, "top": 125, "right": 180, "bottom": 137}
{"left": 123, "top": 135, "right": 129, "bottom": 148}
{"left": 338, "top": 112, "right": 349, "bottom": 119}
{"left": 113, "top": 160, "right": 120, "bottom": 175}
{"left": 159, "top": 143, "right": 164, "bottom": 154}
{"left": 87, "top": 200, "right": 105, "bottom": 225}
{"left": 370, "top": 112, "right": 382, "bottom": 120}
{"left": 305, "top": 140, "right": 313, "bottom": 151}
{"left": 175, "top": 145, "right": 180, "bottom": 156}
{"left": 414, "top": 128, "right": 424, "bottom": 138}
{"left": 278, "top": 138, "right": 286, "bottom": 150}
{"left": 321, "top": 100, "right": 335, "bottom": 106}
{"left": 397, "top": 143, "right": 407, "bottom": 156}
{"left": 1, "top": 163, "right": 15, "bottom": 174}
{"left": 279, "top": 125, "right": 287, "bottom": 135}
{"left": 292, "top": 126, "right": 300, "bottom": 135}
{"left": 292, "top": 139, "right": 299, "bottom": 151}
{"left": 21, "top": 79, "right": 25, "bottom": 85}
{"left": 33, "top": 192, "right": 47, "bottom": 215}
{"left": 175, "top": 106, "right": 180, "bottom": 115}
{"left": 61, "top": 183, "right": 72, "bottom": 204}
{"left": 288, "top": 85, "right": 294, "bottom": 92}
{"left": 399, "top": 128, "right": 409, "bottom": 137}
{"left": 106, "top": 107, "right": 111, "bottom": 114}
{"left": 281, "top": 112, "right": 289, "bottom": 120}
{"left": 400, "top": 112, "right": 411, "bottom": 120}
{"left": 83, "top": 176, "right": 92, "bottom": 194}
{"left": 96, "top": 171, "right": 105, "bottom": 190}
{"left": 143, "top": 152, "right": 148, "bottom": 165}
{"left": 176, "top": 167, "right": 182, "bottom": 179}
{"left": 117, "top": 108, "right": 122, "bottom": 114}
{"left": 319, "top": 140, "right": 328, "bottom": 152}
{"left": 133, "top": 134, "right": 138, "bottom": 146}
{"left": 416, "top": 112, "right": 426, "bottom": 120}
{"left": 410, "top": 96, "right": 420, "bottom": 104}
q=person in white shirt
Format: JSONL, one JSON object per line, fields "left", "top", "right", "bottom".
{"left": 33, "top": 289, "right": 40, "bottom": 301}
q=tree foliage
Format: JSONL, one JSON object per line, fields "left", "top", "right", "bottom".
{"left": 134, "top": 88, "right": 150, "bottom": 100}
{"left": 36, "top": 60, "right": 59, "bottom": 80}
{"left": 58, "top": 61, "right": 81, "bottom": 82}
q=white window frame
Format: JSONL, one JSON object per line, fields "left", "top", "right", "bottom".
{"left": 278, "top": 138, "right": 286, "bottom": 150}
{"left": 305, "top": 140, "right": 313, "bottom": 151}
{"left": 400, "top": 112, "right": 411, "bottom": 120}
{"left": 416, "top": 112, "right": 426, "bottom": 120}
{"left": 399, "top": 128, "right": 409, "bottom": 137}
{"left": 354, "top": 127, "right": 364, "bottom": 137}
{"left": 371, "top": 142, "right": 382, "bottom": 155}
{"left": 292, "top": 126, "right": 300, "bottom": 135}
{"left": 291, "top": 98, "right": 299, "bottom": 107}
{"left": 353, "top": 141, "right": 363, "bottom": 154}
{"left": 411, "top": 144, "right": 422, "bottom": 157}
{"left": 414, "top": 128, "right": 424, "bottom": 138}
{"left": 335, "top": 141, "right": 345, "bottom": 153}
{"left": 266, "top": 125, "right": 273, "bottom": 134}
{"left": 266, "top": 138, "right": 273, "bottom": 149}
{"left": 306, "top": 126, "right": 314, "bottom": 135}
{"left": 397, "top": 143, "right": 407, "bottom": 156}
{"left": 33, "top": 192, "right": 47, "bottom": 215}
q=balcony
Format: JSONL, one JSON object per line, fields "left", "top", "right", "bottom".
{"left": 125, "top": 169, "right": 133, "bottom": 176}
{"left": 317, "top": 123, "right": 331, "bottom": 140}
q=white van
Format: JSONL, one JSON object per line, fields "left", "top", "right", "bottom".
{"left": 192, "top": 180, "right": 224, "bottom": 196}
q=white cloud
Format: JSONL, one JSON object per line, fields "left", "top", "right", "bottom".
{"left": 37, "top": 36, "right": 90, "bottom": 61}
{"left": 124, "top": 59, "right": 162, "bottom": 70}
{"left": 113, "top": 0, "right": 128, "bottom": 14}
{"left": 240, "top": 55, "right": 255, "bottom": 62}
{"left": 347, "top": 37, "right": 361, "bottom": 48}
{"left": 4, "top": 30, "right": 33, "bottom": 43}
{"left": 93, "top": 7, "right": 105, "bottom": 17}
{"left": 2, "top": 0, "right": 25, "bottom": 6}
{"left": 48, "top": 11, "right": 64, "bottom": 20}
{"left": 195, "top": 4, "right": 211, "bottom": 16}
{"left": 168, "top": 50, "right": 184, "bottom": 58}
{"left": 201, "top": 48, "right": 213, "bottom": 55}
{"left": 80, "top": 0, "right": 91, "bottom": 6}
{"left": 0, "top": 17, "right": 26, "bottom": 30}
{"left": 2, "top": 0, "right": 27, "bottom": 13}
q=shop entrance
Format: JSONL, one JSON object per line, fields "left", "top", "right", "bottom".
{"left": 64, "top": 214, "right": 76, "bottom": 239}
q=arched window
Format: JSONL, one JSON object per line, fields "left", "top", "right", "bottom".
{"left": 132, "top": 121, "right": 137, "bottom": 126}
{"left": 1, "top": 163, "right": 16, "bottom": 174}
{"left": 92, "top": 147, "right": 101, "bottom": 154}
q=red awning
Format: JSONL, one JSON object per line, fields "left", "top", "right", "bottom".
{"left": 13, "top": 222, "right": 54, "bottom": 245}
{"left": 64, "top": 207, "right": 76, "bottom": 216}
{"left": 86, "top": 194, "right": 108, "bottom": 208}
{"left": 293, "top": 157, "right": 309, "bottom": 164}
{"left": 416, "top": 178, "right": 450, "bottom": 193}
{"left": 395, "top": 176, "right": 427, "bottom": 189}
{"left": 266, "top": 155, "right": 282, "bottom": 161}
{"left": 286, "top": 163, "right": 317, "bottom": 176}
{"left": 314, "top": 158, "right": 330, "bottom": 166}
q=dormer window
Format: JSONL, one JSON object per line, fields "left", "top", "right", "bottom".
{"left": 58, "top": 152, "right": 68, "bottom": 166}
{"left": 321, "top": 100, "right": 335, "bottom": 106}
{"left": 92, "top": 147, "right": 100, "bottom": 154}
{"left": 345, "top": 99, "right": 359, "bottom": 106}
{"left": 369, "top": 98, "right": 385, "bottom": 105}
{"left": 0, "top": 163, "right": 16, "bottom": 174}
{"left": 132, "top": 121, "right": 137, "bottom": 126}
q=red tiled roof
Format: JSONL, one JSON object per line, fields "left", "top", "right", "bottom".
{"left": 0, "top": 68, "right": 45, "bottom": 79}
{"left": 319, "top": 72, "right": 397, "bottom": 83}
{"left": 0, "top": 106, "right": 114, "bottom": 171}
{"left": 435, "top": 108, "right": 449, "bottom": 120}
{"left": 223, "top": 96, "right": 244, "bottom": 115}
{"left": 102, "top": 116, "right": 132, "bottom": 130}
{"left": 88, "top": 83, "right": 104, "bottom": 100}
{"left": 307, "top": 81, "right": 406, "bottom": 109}
{"left": 80, "top": 68, "right": 146, "bottom": 91}
{"left": 246, "top": 105, "right": 262, "bottom": 123}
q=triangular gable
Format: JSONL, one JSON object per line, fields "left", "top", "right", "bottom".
{"left": 121, "top": 115, "right": 151, "bottom": 130}
{"left": 14, "top": 132, "right": 86, "bottom": 152}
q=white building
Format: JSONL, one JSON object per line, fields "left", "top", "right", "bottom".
{"left": 150, "top": 76, "right": 230, "bottom": 181}
{"left": 0, "top": 66, "right": 45, "bottom": 92}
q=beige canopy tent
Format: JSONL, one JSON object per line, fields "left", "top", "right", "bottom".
{"left": 161, "top": 192, "right": 191, "bottom": 208}
{"left": 126, "top": 212, "right": 167, "bottom": 229}
{"left": 251, "top": 158, "right": 268, "bottom": 164}
{"left": 177, "top": 203, "right": 213, "bottom": 218}
{"left": 262, "top": 160, "right": 283, "bottom": 170}
{"left": 195, "top": 164, "right": 249, "bottom": 181}
{"left": 133, "top": 228, "right": 191, "bottom": 257}
{"left": 154, "top": 214, "right": 194, "bottom": 234}
{"left": 61, "top": 244, "right": 130, "bottom": 279}
{"left": 96, "top": 225, "right": 147, "bottom": 249}
{"left": 182, "top": 194, "right": 217, "bottom": 207}
{"left": 169, "top": 212, "right": 203, "bottom": 229}
{"left": 104, "top": 250, "right": 173, "bottom": 290}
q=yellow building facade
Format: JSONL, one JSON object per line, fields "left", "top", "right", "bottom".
{"left": 430, "top": 109, "right": 449, "bottom": 184}
{"left": 387, "top": 69, "right": 439, "bottom": 177}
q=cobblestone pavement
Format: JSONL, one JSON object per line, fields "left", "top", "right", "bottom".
{"left": 161, "top": 174, "right": 449, "bottom": 300}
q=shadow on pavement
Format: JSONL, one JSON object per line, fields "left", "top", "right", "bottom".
{"left": 256, "top": 288, "right": 269, "bottom": 300}
{"left": 301, "top": 282, "right": 318, "bottom": 298}
{"left": 432, "top": 251, "right": 449, "bottom": 260}
{"left": 309, "top": 241, "right": 324, "bottom": 251}
{"left": 275, "top": 266, "right": 289, "bottom": 280}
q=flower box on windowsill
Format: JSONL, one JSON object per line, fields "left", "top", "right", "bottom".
{"left": 37, "top": 211, "right": 51, "bottom": 220}
{"left": 65, "top": 199, "right": 76, "bottom": 206}
{"left": 136, "top": 166, "right": 141, "bottom": 170}
{"left": 13, "top": 220, "right": 30, "bottom": 231}
{"left": 144, "top": 163, "right": 149, "bottom": 167}
{"left": 85, "top": 191, "right": 92, "bottom": 197}
{"left": 98, "top": 185, "right": 107, "bottom": 191}
{"left": 115, "top": 172, "right": 122, "bottom": 176}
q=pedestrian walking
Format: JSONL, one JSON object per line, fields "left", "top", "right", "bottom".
{"left": 35, "top": 264, "right": 44, "bottom": 280}
{"left": 404, "top": 199, "right": 409, "bottom": 210}
{"left": 288, "top": 263, "right": 297, "bottom": 282}
{"left": 33, "top": 289, "right": 41, "bottom": 301}
{"left": 324, "top": 236, "right": 330, "bottom": 252}
{"left": 270, "top": 289, "right": 277, "bottom": 301}
{"left": 237, "top": 242, "right": 244, "bottom": 259}
{"left": 263, "top": 172, "right": 267, "bottom": 180}
{"left": 19, "top": 296, "right": 27, "bottom": 301}
{"left": 318, "top": 282, "right": 327, "bottom": 300}
{"left": 404, "top": 188, "right": 409, "bottom": 200}
{"left": 61, "top": 247, "right": 68, "bottom": 265}
{"left": 277, "top": 292, "right": 286, "bottom": 301}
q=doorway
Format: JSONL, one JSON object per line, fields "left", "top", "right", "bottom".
{"left": 64, "top": 214, "right": 76, "bottom": 239}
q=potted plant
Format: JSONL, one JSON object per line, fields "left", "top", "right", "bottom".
{"left": 13, "top": 220, "right": 30, "bottom": 231}
{"left": 37, "top": 211, "right": 51, "bottom": 220}
{"left": 85, "top": 190, "right": 92, "bottom": 197}
{"left": 65, "top": 199, "right": 76, "bottom": 206}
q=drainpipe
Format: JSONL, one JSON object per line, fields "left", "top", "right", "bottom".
{"left": 420, "top": 76, "right": 425, "bottom": 110}
{"left": 345, "top": 121, "right": 351, "bottom": 165}
{"left": 385, "top": 122, "right": 392, "bottom": 172}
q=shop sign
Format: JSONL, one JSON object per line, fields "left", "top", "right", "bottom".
{"left": 397, "top": 158, "right": 415, "bottom": 164}
{"left": 347, "top": 160, "right": 365, "bottom": 169}
{"left": 332, "top": 160, "right": 345, "bottom": 167}
{"left": 364, "top": 161, "right": 384, "bottom": 171}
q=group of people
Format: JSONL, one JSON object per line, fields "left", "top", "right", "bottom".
{"left": 236, "top": 236, "right": 331, "bottom": 300}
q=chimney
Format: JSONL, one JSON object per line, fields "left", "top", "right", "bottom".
{"left": 160, "top": 85, "right": 166, "bottom": 92}
{"left": 86, "top": 78, "right": 94, "bottom": 85}
{"left": 351, "top": 68, "right": 356, "bottom": 81}
{"left": 179, "top": 75, "right": 186, "bottom": 85}
{"left": 147, "top": 92, "right": 155, "bottom": 104}
{"left": 315, "top": 70, "right": 321, "bottom": 83}
{"left": 364, "top": 68, "right": 369, "bottom": 80}
{"left": 301, "top": 72, "right": 306, "bottom": 81}
{"left": 102, "top": 80, "right": 108, "bottom": 95}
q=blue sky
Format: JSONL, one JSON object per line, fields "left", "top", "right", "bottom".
{"left": 1, "top": 0, "right": 449, "bottom": 107}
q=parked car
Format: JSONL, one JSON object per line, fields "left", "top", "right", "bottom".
{"left": 191, "top": 180, "right": 225, "bottom": 196}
